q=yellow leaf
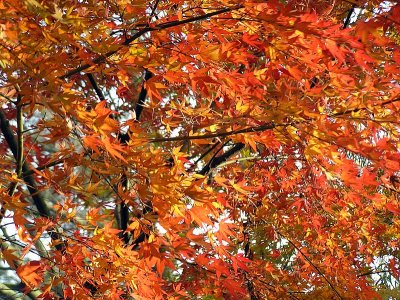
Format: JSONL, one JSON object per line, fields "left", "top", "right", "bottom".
{"left": 286, "top": 126, "right": 302, "bottom": 142}
{"left": 208, "top": 124, "right": 219, "bottom": 132}
{"left": 254, "top": 68, "right": 268, "bottom": 80}
{"left": 171, "top": 204, "right": 185, "bottom": 218}
{"left": 25, "top": 0, "right": 44, "bottom": 10}
{"left": 115, "top": 245, "right": 124, "bottom": 257}
{"left": 52, "top": 4, "right": 64, "bottom": 20}
{"left": 235, "top": 100, "right": 250, "bottom": 113}
{"left": 269, "top": 47, "right": 276, "bottom": 61}
{"left": 148, "top": 233, "right": 155, "bottom": 243}
{"left": 198, "top": 45, "right": 220, "bottom": 62}
{"left": 230, "top": 180, "right": 249, "bottom": 195}
{"left": 1, "top": 248, "right": 20, "bottom": 269}
{"left": 17, "top": 227, "right": 31, "bottom": 243}
{"left": 192, "top": 174, "right": 205, "bottom": 179}
{"left": 127, "top": 220, "right": 140, "bottom": 231}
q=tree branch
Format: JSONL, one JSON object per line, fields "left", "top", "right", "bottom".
{"left": 86, "top": 73, "right": 105, "bottom": 101}
{"left": 134, "top": 70, "right": 153, "bottom": 120}
{"left": 216, "top": 155, "right": 261, "bottom": 169}
{"left": 22, "top": 157, "right": 68, "bottom": 177}
{"left": 60, "top": 5, "right": 242, "bottom": 79}
{"left": 149, "top": 123, "right": 276, "bottom": 143}
{"left": 330, "top": 97, "right": 400, "bottom": 118}
{"left": 129, "top": 142, "right": 245, "bottom": 248}
{"left": 2, "top": 94, "right": 24, "bottom": 223}
{"left": 116, "top": 70, "right": 153, "bottom": 245}
{"left": 0, "top": 239, "right": 42, "bottom": 299}
{"left": 85, "top": 71, "right": 132, "bottom": 244}
{"left": 357, "top": 269, "right": 391, "bottom": 277}
{"left": 148, "top": 0, "right": 161, "bottom": 22}
{"left": 196, "top": 141, "right": 221, "bottom": 160}
{"left": 276, "top": 230, "right": 343, "bottom": 300}
{"left": 15, "top": 93, "right": 23, "bottom": 179}
{"left": 0, "top": 109, "right": 51, "bottom": 218}
{"left": 199, "top": 142, "right": 244, "bottom": 175}
{"left": 343, "top": 5, "right": 355, "bottom": 29}
{"left": 0, "top": 281, "right": 40, "bottom": 300}
{"left": 0, "top": 109, "right": 65, "bottom": 252}
{"left": 242, "top": 220, "right": 259, "bottom": 300}
{"left": 0, "top": 283, "right": 28, "bottom": 300}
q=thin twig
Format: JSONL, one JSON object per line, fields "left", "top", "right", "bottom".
{"left": 276, "top": 230, "right": 343, "bottom": 300}
{"left": 357, "top": 270, "right": 392, "bottom": 277}
{"left": 148, "top": 0, "right": 161, "bottom": 22}
{"left": 22, "top": 157, "right": 68, "bottom": 177}
{"left": 199, "top": 141, "right": 242, "bottom": 175}
{"left": 60, "top": 5, "right": 242, "bottom": 79}
{"left": 216, "top": 156, "right": 262, "bottom": 169}
{"left": 149, "top": 123, "right": 277, "bottom": 143}
{"left": 198, "top": 139, "right": 230, "bottom": 174}
{"left": 191, "top": 140, "right": 221, "bottom": 168}
{"left": 0, "top": 92, "right": 15, "bottom": 103}
{"left": 329, "top": 97, "right": 400, "bottom": 118}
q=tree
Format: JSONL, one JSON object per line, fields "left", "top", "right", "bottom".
{"left": 0, "top": 0, "right": 399, "bottom": 299}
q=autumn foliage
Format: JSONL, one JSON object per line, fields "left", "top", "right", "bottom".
{"left": 0, "top": 0, "right": 400, "bottom": 299}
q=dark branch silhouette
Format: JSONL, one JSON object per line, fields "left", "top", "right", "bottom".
{"left": 0, "top": 109, "right": 65, "bottom": 252}
{"left": 199, "top": 142, "right": 244, "bottom": 175}
{"left": 117, "top": 70, "right": 153, "bottom": 245}
{"left": 135, "top": 70, "right": 153, "bottom": 120}
{"left": 86, "top": 73, "right": 105, "bottom": 101}
{"left": 343, "top": 5, "right": 356, "bottom": 29}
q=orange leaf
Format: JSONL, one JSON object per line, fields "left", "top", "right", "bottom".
{"left": 17, "top": 261, "right": 42, "bottom": 288}
{"left": 1, "top": 248, "right": 20, "bottom": 269}
{"left": 386, "top": 203, "right": 400, "bottom": 215}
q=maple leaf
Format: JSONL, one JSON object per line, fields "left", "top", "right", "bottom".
{"left": 17, "top": 261, "right": 43, "bottom": 288}
{"left": 1, "top": 248, "right": 20, "bottom": 269}
{"left": 386, "top": 203, "right": 400, "bottom": 215}
{"left": 0, "top": 1, "right": 399, "bottom": 299}
{"left": 101, "top": 136, "right": 127, "bottom": 162}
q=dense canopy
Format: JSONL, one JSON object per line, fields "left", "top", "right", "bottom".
{"left": 0, "top": 0, "right": 399, "bottom": 299}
